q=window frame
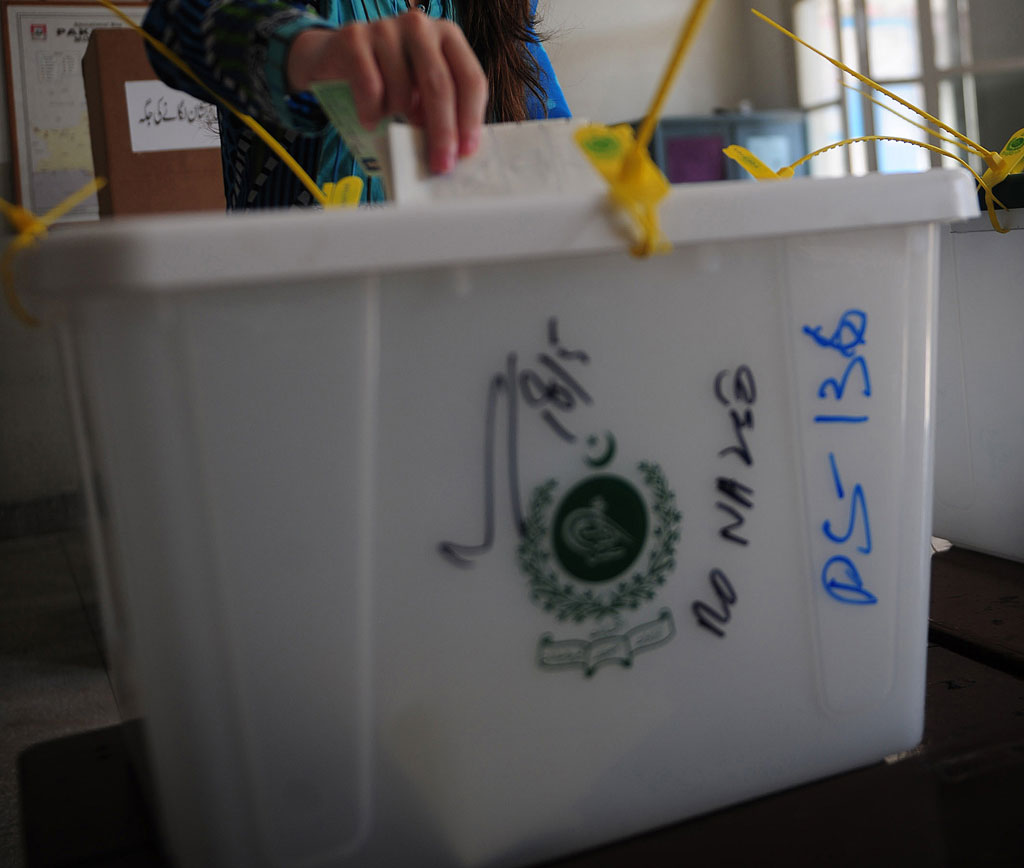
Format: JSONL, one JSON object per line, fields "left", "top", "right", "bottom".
{"left": 788, "top": 0, "right": 1024, "bottom": 175}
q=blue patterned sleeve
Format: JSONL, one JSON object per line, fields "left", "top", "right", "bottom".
{"left": 142, "top": 0, "right": 335, "bottom": 132}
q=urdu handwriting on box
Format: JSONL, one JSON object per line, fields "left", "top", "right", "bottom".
{"left": 123, "top": 80, "right": 219, "bottom": 154}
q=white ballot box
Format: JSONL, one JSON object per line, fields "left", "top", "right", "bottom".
{"left": 934, "top": 205, "right": 1024, "bottom": 561}
{"left": 19, "top": 169, "right": 976, "bottom": 868}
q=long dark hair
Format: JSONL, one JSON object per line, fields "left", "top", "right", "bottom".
{"left": 449, "top": 0, "right": 548, "bottom": 122}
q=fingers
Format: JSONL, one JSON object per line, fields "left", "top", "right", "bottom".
{"left": 403, "top": 16, "right": 459, "bottom": 173}
{"left": 440, "top": 24, "right": 487, "bottom": 158}
{"left": 340, "top": 25, "right": 387, "bottom": 128}
{"left": 286, "top": 12, "right": 487, "bottom": 174}
{"left": 368, "top": 18, "right": 413, "bottom": 124}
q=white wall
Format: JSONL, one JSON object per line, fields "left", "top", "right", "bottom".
{"left": 541, "top": 0, "right": 797, "bottom": 122}
{"left": 741, "top": 0, "right": 799, "bottom": 109}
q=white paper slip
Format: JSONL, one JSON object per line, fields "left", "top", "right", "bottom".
{"left": 387, "top": 118, "right": 608, "bottom": 204}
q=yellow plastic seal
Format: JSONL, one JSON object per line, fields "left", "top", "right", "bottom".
{"left": 323, "top": 176, "right": 365, "bottom": 208}
{"left": 978, "top": 129, "right": 1024, "bottom": 231}
{"left": 721, "top": 145, "right": 793, "bottom": 180}
{"left": 984, "top": 129, "right": 1024, "bottom": 182}
{"left": 576, "top": 124, "right": 671, "bottom": 256}
{"left": 575, "top": 0, "right": 717, "bottom": 257}
{"left": 1007, "top": 131, "right": 1024, "bottom": 175}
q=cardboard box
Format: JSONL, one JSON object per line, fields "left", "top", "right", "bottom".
{"left": 83, "top": 28, "right": 225, "bottom": 215}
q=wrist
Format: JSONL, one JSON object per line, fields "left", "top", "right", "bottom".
{"left": 286, "top": 28, "right": 333, "bottom": 92}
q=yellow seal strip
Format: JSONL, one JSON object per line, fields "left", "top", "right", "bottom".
{"left": 852, "top": 84, "right": 1018, "bottom": 230}
{"left": 798, "top": 137, "right": 1000, "bottom": 200}
{"left": 575, "top": 124, "right": 671, "bottom": 256}
{"left": 721, "top": 145, "right": 794, "bottom": 181}
{"left": 633, "top": 0, "right": 717, "bottom": 161}
{"left": 750, "top": 8, "right": 995, "bottom": 166}
{"left": 323, "top": 176, "right": 365, "bottom": 206}
{"left": 843, "top": 83, "right": 968, "bottom": 155}
{"left": 1007, "top": 132, "right": 1024, "bottom": 175}
{"left": 575, "top": 0, "right": 717, "bottom": 256}
{"left": 981, "top": 129, "right": 1024, "bottom": 231}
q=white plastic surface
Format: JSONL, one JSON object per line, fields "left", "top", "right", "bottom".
{"left": 934, "top": 208, "right": 1024, "bottom": 561}
{"left": 20, "top": 170, "right": 976, "bottom": 868}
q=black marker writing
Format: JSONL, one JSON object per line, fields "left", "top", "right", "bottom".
{"left": 692, "top": 569, "right": 737, "bottom": 638}
{"left": 714, "top": 367, "right": 757, "bottom": 544}
{"left": 439, "top": 317, "right": 592, "bottom": 566}
{"left": 438, "top": 354, "right": 522, "bottom": 566}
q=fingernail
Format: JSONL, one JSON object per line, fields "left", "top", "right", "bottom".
{"left": 434, "top": 145, "right": 456, "bottom": 174}
{"left": 461, "top": 128, "right": 481, "bottom": 157}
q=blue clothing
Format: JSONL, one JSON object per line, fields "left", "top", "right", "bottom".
{"left": 142, "top": 0, "right": 570, "bottom": 208}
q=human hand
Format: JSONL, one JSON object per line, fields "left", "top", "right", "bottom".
{"left": 287, "top": 12, "right": 487, "bottom": 174}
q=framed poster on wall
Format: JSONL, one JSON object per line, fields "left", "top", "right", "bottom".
{"left": 3, "top": 2, "right": 147, "bottom": 221}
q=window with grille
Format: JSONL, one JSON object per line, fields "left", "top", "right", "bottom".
{"left": 790, "top": 0, "right": 1024, "bottom": 176}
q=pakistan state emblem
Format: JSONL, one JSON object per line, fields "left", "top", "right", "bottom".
{"left": 518, "top": 458, "right": 681, "bottom": 676}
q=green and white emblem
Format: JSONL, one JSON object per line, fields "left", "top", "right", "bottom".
{"left": 518, "top": 460, "right": 681, "bottom": 676}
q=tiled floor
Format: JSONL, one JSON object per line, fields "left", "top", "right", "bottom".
{"left": 0, "top": 533, "right": 120, "bottom": 868}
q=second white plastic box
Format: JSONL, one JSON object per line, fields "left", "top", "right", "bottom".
{"left": 935, "top": 206, "right": 1024, "bottom": 560}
